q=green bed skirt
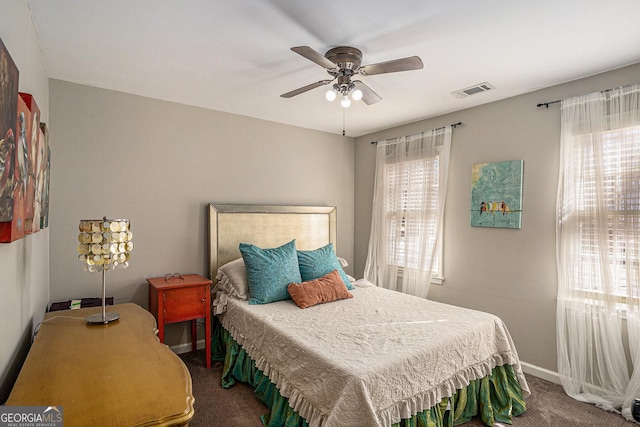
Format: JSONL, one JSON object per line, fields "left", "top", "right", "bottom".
{"left": 212, "top": 321, "right": 526, "bottom": 427}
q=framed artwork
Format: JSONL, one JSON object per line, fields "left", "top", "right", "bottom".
{"left": 0, "top": 37, "right": 22, "bottom": 242}
{"left": 20, "top": 92, "right": 41, "bottom": 234}
{"left": 39, "top": 122, "right": 50, "bottom": 229}
{"left": 470, "top": 160, "right": 523, "bottom": 229}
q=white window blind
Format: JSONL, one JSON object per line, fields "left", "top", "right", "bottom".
{"left": 384, "top": 153, "right": 442, "bottom": 279}
{"left": 570, "top": 125, "right": 640, "bottom": 300}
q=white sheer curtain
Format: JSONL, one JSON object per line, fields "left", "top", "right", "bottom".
{"left": 556, "top": 83, "right": 640, "bottom": 421}
{"left": 364, "top": 126, "right": 451, "bottom": 298}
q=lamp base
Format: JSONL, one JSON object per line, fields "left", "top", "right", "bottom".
{"left": 86, "top": 312, "right": 120, "bottom": 324}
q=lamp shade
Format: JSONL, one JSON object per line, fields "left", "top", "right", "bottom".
{"left": 78, "top": 217, "right": 132, "bottom": 324}
{"left": 78, "top": 218, "right": 133, "bottom": 272}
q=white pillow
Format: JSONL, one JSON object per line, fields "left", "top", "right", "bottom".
{"left": 337, "top": 256, "right": 357, "bottom": 285}
{"left": 215, "top": 258, "right": 249, "bottom": 300}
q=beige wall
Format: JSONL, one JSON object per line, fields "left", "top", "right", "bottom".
{"left": 354, "top": 62, "right": 640, "bottom": 375}
{"left": 48, "top": 80, "right": 355, "bottom": 346}
{"left": 0, "top": 0, "right": 50, "bottom": 403}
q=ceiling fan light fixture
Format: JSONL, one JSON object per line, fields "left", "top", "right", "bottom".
{"left": 283, "top": 46, "right": 423, "bottom": 108}
{"left": 325, "top": 89, "right": 337, "bottom": 101}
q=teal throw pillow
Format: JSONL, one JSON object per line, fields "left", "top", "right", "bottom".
{"left": 297, "top": 243, "right": 354, "bottom": 290}
{"left": 240, "top": 239, "right": 302, "bottom": 305}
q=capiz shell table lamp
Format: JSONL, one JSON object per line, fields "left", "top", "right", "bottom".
{"left": 78, "top": 217, "right": 133, "bottom": 324}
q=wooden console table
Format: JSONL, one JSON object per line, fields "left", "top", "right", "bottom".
{"left": 6, "top": 303, "right": 194, "bottom": 426}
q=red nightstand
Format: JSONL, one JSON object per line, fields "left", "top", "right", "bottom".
{"left": 148, "top": 273, "right": 212, "bottom": 368}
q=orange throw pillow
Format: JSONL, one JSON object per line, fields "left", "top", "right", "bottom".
{"left": 287, "top": 269, "right": 353, "bottom": 309}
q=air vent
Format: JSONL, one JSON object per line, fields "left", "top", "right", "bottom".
{"left": 451, "top": 82, "right": 495, "bottom": 99}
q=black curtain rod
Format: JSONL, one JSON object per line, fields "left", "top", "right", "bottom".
{"left": 370, "top": 122, "right": 462, "bottom": 145}
{"left": 536, "top": 100, "right": 560, "bottom": 108}
{"left": 537, "top": 87, "right": 617, "bottom": 108}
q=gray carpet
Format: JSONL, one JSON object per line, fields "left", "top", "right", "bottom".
{"left": 180, "top": 350, "right": 637, "bottom": 426}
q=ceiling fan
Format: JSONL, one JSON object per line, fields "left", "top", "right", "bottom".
{"left": 281, "top": 46, "right": 423, "bottom": 108}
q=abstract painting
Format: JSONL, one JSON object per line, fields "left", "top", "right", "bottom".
{"left": 39, "top": 122, "right": 50, "bottom": 229}
{"left": 19, "top": 92, "right": 41, "bottom": 234}
{"left": 470, "top": 160, "right": 523, "bottom": 229}
{"left": 0, "top": 37, "right": 22, "bottom": 242}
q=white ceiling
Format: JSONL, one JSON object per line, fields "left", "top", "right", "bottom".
{"left": 26, "top": 0, "right": 640, "bottom": 137}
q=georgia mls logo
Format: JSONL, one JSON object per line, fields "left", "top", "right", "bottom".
{"left": 0, "top": 406, "right": 63, "bottom": 427}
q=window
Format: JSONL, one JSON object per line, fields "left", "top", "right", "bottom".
{"left": 556, "top": 85, "right": 640, "bottom": 412}
{"left": 365, "top": 126, "right": 451, "bottom": 298}
{"left": 568, "top": 125, "right": 640, "bottom": 301}
{"left": 384, "top": 150, "right": 444, "bottom": 283}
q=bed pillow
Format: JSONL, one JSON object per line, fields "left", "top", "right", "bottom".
{"left": 240, "top": 239, "right": 302, "bottom": 305}
{"left": 215, "top": 257, "right": 249, "bottom": 300}
{"left": 287, "top": 269, "right": 353, "bottom": 309}
{"left": 297, "top": 243, "right": 354, "bottom": 290}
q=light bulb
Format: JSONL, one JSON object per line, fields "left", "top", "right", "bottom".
{"left": 351, "top": 89, "right": 363, "bottom": 101}
{"left": 341, "top": 95, "right": 351, "bottom": 108}
{"left": 325, "top": 89, "right": 336, "bottom": 101}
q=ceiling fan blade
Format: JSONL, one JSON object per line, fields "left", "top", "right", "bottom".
{"left": 281, "top": 79, "right": 333, "bottom": 98}
{"left": 291, "top": 46, "right": 336, "bottom": 69}
{"left": 353, "top": 80, "right": 382, "bottom": 105}
{"left": 360, "top": 56, "right": 423, "bottom": 76}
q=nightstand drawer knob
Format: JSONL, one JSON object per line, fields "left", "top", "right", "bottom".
{"left": 201, "top": 298, "right": 206, "bottom": 303}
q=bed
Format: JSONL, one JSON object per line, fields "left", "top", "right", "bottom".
{"left": 209, "top": 204, "right": 529, "bottom": 427}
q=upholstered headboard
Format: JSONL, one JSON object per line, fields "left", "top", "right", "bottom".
{"left": 208, "top": 204, "right": 337, "bottom": 280}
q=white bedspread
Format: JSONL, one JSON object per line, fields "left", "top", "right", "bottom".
{"left": 218, "top": 280, "right": 529, "bottom": 427}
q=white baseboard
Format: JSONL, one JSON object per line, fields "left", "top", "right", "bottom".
{"left": 169, "top": 339, "right": 206, "bottom": 354}
{"left": 520, "top": 361, "right": 561, "bottom": 385}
